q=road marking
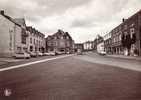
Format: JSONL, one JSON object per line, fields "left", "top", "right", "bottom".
{"left": 0, "top": 55, "right": 73, "bottom": 72}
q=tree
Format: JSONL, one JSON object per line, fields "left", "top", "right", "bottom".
{"left": 121, "top": 34, "right": 132, "bottom": 55}
{"left": 125, "top": 34, "right": 132, "bottom": 50}
{"left": 131, "top": 33, "right": 136, "bottom": 44}
{"left": 121, "top": 34, "right": 126, "bottom": 47}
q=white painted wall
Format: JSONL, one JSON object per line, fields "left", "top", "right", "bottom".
{"left": 0, "top": 14, "right": 15, "bottom": 57}
{"left": 0, "top": 14, "right": 28, "bottom": 57}
{"left": 83, "top": 42, "right": 92, "bottom": 50}
{"left": 97, "top": 42, "right": 104, "bottom": 53}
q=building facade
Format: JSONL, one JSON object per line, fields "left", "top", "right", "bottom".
{"left": 92, "top": 35, "right": 104, "bottom": 52}
{"left": 46, "top": 29, "right": 74, "bottom": 53}
{"left": 111, "top": 10, "right": 141, "bottom": 56}
{"left": 0, "top": 11, "right": 28, "bottom": 57}
{"left": 83, "top": 41, "right": 93, "bottom": 51}
{"left": 74, "top": 43, "right": 84, "bottom": 52}
{"left": 96, "top": 35, "right": 104, "bottom": 53}
{"left": 26, "top": 27, "right": 45, "bottom": 53}
{"left": 104, "top": 32, "right": 112, "bottom": 54}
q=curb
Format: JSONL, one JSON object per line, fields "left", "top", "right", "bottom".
{"left": 106, "top": 55, "right": 141, "bottom": 61}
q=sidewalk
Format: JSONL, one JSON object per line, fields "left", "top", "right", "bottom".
{"left": 107, "top": 54, "right": 141, "bottom": 61}
{"left": 0, "top": 57, "right": 21, "bottom": 66}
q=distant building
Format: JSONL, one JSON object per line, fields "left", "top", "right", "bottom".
{"left": 96, "top": 35, "right": 104, "bottom": 53}
{"left": 97, "top": 42, "right": 104, "bottom": 54}
{"left": 104, "top": 32, "right": 112, "bottom": 54}
{"left": 26, "top": 27, "right": 45, "bottom": 53}
{"left": 74, "top": 43, "right": 84, "bottom": 52}
{"left": 92, "top": 35, "right": 104, "bottom": 52}
{"left": 46, "top": 29, "right": 74, "bottom": 53}
{"left": 83, "top": 41, "right": 93, "bottom": 51}
{"left": 0, "top": 11, "right": 28, "bottom": 57}
{"left": 92, "top": 38, "right": 97, "bottom": 51}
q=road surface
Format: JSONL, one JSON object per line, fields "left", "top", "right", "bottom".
{"left": 0, "top": 53, "right": 141, "bottom": 100}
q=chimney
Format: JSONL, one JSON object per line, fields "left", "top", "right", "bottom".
{"left": 122, "top": 18, "right": 127, "bottom": 22}
{"left": 0, "top": 10, "right": 4, "bottom": 15}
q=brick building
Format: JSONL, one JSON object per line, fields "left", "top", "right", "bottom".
{"left": 110, "top": 10, "right": 141, "bottom": 56}
{"left": 46, "top": 29, "right": 74, "bottom": 53}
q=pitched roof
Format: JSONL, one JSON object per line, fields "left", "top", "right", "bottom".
{"left": 0, "top": 10, "right": 21, "bottom": 27}
{"left": 13, "top": 18, "right": 26, "bottom": 26}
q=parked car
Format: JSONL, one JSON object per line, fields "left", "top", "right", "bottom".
{"left": 44, "top": 52, "right": 56, "bottom": 56}
{"left": 13, "top": 52, "right": 30, "bottom": 59}
{"left": 29, "top": 52, "right": 37, "bottom": 57}
{"left": 66, "top": 51, "right": 70, "bottom": 54}
{"left": 56, "top": 51, "right": 65, "bottom": 55}
{"left": 99, "top": 51, "right": 106, "bottom": 56}
{"left": 36, "top": 51, "right": 43, "bottom": 56}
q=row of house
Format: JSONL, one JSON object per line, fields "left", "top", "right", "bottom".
{"left": 0, "top": 10, "right": 45, "bottom": 57}
{"left": 93, "top": 9, "right": 141, "bottom": 56}
{"left": 0, "top": 10, "right": 75, "bottom": 57}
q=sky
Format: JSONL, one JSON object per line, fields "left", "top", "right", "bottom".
{"left": 0, "top": 0, "right": 141, "bottom": 43}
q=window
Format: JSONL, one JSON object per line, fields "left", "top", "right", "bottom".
{"left": 9, "top": 31, "right": 12, "bottom": 50}
{"left": 124, "top": 24, "right": 127, "bottom": 30}
{"left": 36, "top": 40, "right": 38, "bottom": 45}
{"left": 54, "top": 42, "right": 57, "bottom": 46}
{"left": 54, "top": 36, "right": 57, "bottom": 40}
{"left": 124, "top": 32, "right": 128, "bottom": 36}
{"left": 130, "top": 28, "right": 135, "bottom": 33}
{"left": 21, "top": 29, "right": 27, "bottom": 44}
{"left": 130, "top": 23, "right": 135, "bottom": 27}
{"left": 21, "top": 35, "right": 26, "bottom": 44}
{"left": 119, "top": 34, "right": 122, "bottom": 41}
{"left": 34, "top": 39, "right": 36, "bottom": 44}
{"left": 30, "top": 38, "right": 32, "bottom": 44}
{"left": 17, "top": 47, "right": 22, "bottom": 53}
{"left": 130, "top": 28, "right": 135, "bottom": 38}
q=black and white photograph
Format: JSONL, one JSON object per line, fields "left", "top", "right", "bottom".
{"left": 0, "top": 0, "right": 141, "bottom": 100}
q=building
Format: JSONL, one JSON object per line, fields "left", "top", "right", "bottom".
{"left": 96, "top": 35, "right": 104, "bottom": 53}
{"left": 83, "top": 41, "right": 93, "bottom": 51}
{"left": 110, "top": 10, "right": 141, "bottom": 56}
{"left": 92, "top": 38, "right": 97, "bottom": 51}
{"left": 92, "top": 35, "right": 104, "bottom": 51}
{"left": 97, "top": 42, "right": 104, "bottom": 53}
{"left": 104, "top": 32, "right": 112, "bottom": 54}
{"left": 46, "top": 29, "right": 74, "bottom": 53}
{"left": 26, "top": 26, "right": 45, "bottom": 53}
{"left": 0, "top": 10, "right": 28, "bottom": 57}
{"left": 74, "top": 43, "right": 84, "bottom": 52}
